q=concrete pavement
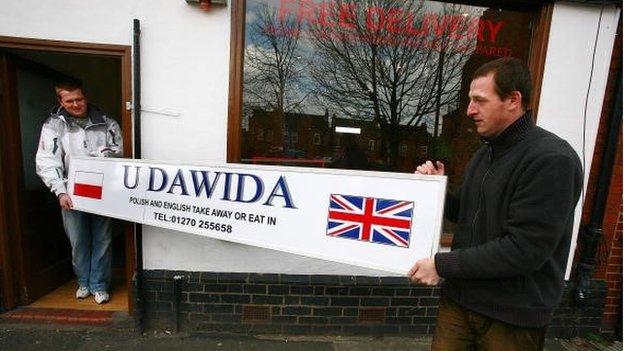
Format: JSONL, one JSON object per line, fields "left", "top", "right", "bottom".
{"left": 0, "top": 322, "right": 577, "bottom": 351}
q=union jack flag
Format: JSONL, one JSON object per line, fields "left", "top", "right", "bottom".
{"left": 326, "top": 194, "right": 414, "bottom": 248}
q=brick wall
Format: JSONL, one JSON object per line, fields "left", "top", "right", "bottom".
{"left": 550, "top": 280, "right": 609, "bottom": 338}
{"left": 142, "top": 270, "right": 607, "bottom": 338}
{"left": 601, "top": 210, "right": 622, "bottom": 329}
{"left": 578, "top": 17, "right": 622, "bottom": 334}
{"left": 596, "top": 129, "right": 622, "bottom": 330}
{"left": 143, "top": 271, "right": 439, "bottom": 335}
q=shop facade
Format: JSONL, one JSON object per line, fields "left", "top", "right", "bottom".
{"left": 0, "top": 0, "right": 620, "bottom": 337}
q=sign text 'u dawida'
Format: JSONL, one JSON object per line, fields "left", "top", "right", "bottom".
{"left": 68, "top": 157, "right": 446, "bottom": 274}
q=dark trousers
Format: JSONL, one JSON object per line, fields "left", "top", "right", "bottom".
{"left": 431, "top": 296, "right": 546, "bottom": 351}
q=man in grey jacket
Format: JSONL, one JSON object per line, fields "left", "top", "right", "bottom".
{"left": 36, "top": 80, "right": 122, "bottom": 304}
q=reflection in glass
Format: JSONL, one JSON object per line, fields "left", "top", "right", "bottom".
{"left": 241, "top": 0, "right": 533, "bottom": 190}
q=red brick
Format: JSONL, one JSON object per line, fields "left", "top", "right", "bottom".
{"left": 603, "top": 314, "right": 615, "bottom": 324}
{"left": 606, "top": 297, "right": 619, "bottom": 305}
{"left": 606, "top": 273, "right": 620, "bottom": 281}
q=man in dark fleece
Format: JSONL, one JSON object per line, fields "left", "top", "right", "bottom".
{"left": 408, "top": 57, "right": 582, "bottom": 350}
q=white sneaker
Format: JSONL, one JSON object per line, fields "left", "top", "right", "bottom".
{"left": 94, "top": 291, "right": 110, "bottom": 304}
{"left": 76, "top": 286, "right": 90, "bottom": 299}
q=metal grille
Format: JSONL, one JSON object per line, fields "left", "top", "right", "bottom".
{"left": 241, "top": 305, "right": 271, "bottom": 323}
{"left": 358, "top": 308, "right": 386, "bottom": 323}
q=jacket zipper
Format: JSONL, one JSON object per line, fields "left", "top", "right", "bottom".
{"left": 471, "top": 146, "right": 493, "bottom": 245}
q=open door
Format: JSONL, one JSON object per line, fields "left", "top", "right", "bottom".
{"left": 0, "top": 51, "right": 74, "bottom": 305}
{"left": 0, "top": 37, "right": 134, "bottom": 313}
{"left": 0, "top": 52, "right": 18, "bottom": 310}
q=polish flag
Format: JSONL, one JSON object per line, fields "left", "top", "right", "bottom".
{"left": 73, "top": 171, "right": 104, "bottom": 200}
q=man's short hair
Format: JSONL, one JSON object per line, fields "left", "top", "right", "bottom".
{"left": 54, "top": 79, "right": 84, "bottom": 98}
{"left": 473, "top": 57, "right": 532, "bottom": 110}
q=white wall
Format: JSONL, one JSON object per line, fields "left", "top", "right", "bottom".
{"left": 0, "top": 0, "right": 391, "bottom": 276}
{"left": 0, "top": 0, "right": 231, "bottom": 162}
{"left": 537, "top": 2, "right": 620, "bottom": 279}
{"left": 1, "top": 1, "right": 619, "bottom": 276}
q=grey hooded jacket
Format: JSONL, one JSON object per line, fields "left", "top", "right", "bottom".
{"left": 35, "top": 104, "right": 122, "bottom": 196}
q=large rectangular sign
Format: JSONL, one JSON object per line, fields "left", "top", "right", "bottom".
{"left": 68, "top": 157, "right": 446, "bottom": 274}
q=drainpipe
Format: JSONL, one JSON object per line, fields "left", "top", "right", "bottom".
{"left": 132, "top": 18, "right": 145, "bottom": 332}
{"left": 575, "top": 65, "right": 622, "bottom": 305}
{"left": 172, "top": 275, "right": 184, "bottom": 333}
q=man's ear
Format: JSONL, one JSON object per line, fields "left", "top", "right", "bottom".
{"left": 506, "top": 91, "right": 522, "bottom": 111}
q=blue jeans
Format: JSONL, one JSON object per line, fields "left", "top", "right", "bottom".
{"left": 61, "top": 209, "right": 112, "bottom": 292}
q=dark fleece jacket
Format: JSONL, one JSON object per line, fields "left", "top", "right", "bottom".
{"left": 435, "top": 112, "right": 583, "bottom": 328}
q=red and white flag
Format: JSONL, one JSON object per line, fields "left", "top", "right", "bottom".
{"left": 73, "top": 171, "right": 104, "bottom": 199}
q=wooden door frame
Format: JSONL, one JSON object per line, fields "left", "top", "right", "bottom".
{"left": 0, "top": 51, "right": 22, "bottom": 310}
{"left": 0, "top": 52, "right": 78, "bottom": 306}
{"left": 0, "top": 36, "right": 135, "bottom": 312}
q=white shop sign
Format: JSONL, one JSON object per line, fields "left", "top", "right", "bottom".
{"left": 68, "top": 157, "right": 446, "bottom": 274}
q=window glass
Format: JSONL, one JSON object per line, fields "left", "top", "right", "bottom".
{"left": 241, "top": 0, "right": 534, "bottom": 190}
{"left": 399, "top": 143, "right": 408, "bottom": 157}
{"left": 313, "top": 132, "right": 321, "bottom": 145}
{"left": 368, "top": 140, "right": 376, "bottom": 152}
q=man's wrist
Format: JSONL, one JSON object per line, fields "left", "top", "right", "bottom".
{"left": 434, "top": 251, "right": 460, "bottom": 279}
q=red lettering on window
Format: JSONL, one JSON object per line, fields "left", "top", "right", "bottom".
{"left": 297, "top": 0, "right": 318, "bottom": 26}
{"left": 319, "top": 1, "right": 335, "bottom": 27}
{"left": 477, "top": 19, "right": 487, "bottom": 42}
{"left": 278, "top": 0, "right": 297, "bottom": 22}
{"left": 366, "top": 7, "right": 386, "bottom": 32}
{"left": 486, "top": 20, "right": 505, "bottom": 43}
{"left": 385, "top": 8, "right": 404, "bottom": 34}
{"left": 338, "top": 3, "right": 357, "bottom": 30}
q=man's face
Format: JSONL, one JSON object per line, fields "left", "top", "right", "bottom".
{"left": 58, "top": 89, "right": 87, "bottom": 118}
{"left": 466, "top": 73, "right": 516, "bottom": 138}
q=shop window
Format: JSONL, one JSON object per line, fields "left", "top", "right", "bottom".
{"left": 399, "top": 143, "right": 408, "bottom": 157}
{"left": 234, "top": 0, "right": 540, "bottom": 189}
{"left": 256, "top": 128, "right": 264, "bottom": 141}
{"left": 368, "top": 140, "right": 376, "bottom": 152}
{"left": 313, "top": 133, "right": 321, "bottom": 145}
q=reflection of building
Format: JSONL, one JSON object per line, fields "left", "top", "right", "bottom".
{"left": 245, "top": 108, "right": 432, "bottom": 172}
{"left": 244, "top": 108, "right": 333, "bottom": 160}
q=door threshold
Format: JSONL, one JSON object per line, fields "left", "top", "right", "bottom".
{"left": 2, "top": 307, "right": 117, "bottom": 326}
{"left": 29, "top": 276, "right": 128, "bottom": 312}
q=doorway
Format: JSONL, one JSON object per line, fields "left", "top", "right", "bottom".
{"left": 0, "top": 37, "right": 134, "bottom": 313}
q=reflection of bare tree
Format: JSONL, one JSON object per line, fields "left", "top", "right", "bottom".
{"left": 306, "top": 0, "right": 475, "bottom": 165}
{"left": 244, "top": 4, "right": 310, "bottom": 151}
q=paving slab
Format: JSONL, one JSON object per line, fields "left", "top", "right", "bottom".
{"left": 0, "top": 321, "right": 614, "bottom": 351}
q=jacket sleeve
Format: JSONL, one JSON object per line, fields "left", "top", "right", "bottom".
{"left": 435, "top": 152, "right": 582, "bottom": 279}
{"left": 35, "top": 121, "right": 67, "bottom": 196}
{"left": 444, "top": 190, "right": 460, "bottom": 223}
{"left": 105, "top": 117, "right": 123, "bottom": 157}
